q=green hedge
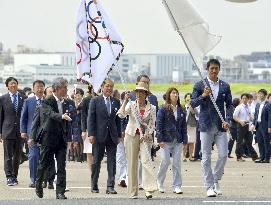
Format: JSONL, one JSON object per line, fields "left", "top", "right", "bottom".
{"left": 114, "top": 83, "right": 271, "bottom": 95}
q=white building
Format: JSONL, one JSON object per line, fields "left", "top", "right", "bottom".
{"left": 10, "top": 53, "right": 77, "bottom": 83}
{"left": 12, "top": 52, "right": 196, "bottom": 83}
{"left": 14, "top": 52, "right": 76, "bottom": 69}
{"left": 118, "top": 54, "right": 194, "bottom": 83}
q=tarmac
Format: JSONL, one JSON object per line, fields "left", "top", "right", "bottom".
{"left": 0, "top": 143, "right": 270, "bottom": 205}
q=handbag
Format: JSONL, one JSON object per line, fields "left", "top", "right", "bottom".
{"left": 187, "top": 112, "right": 197, "bottom": 127}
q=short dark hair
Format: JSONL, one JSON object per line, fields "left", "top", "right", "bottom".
{"left": 232, "top": 98, "right": 240, "bottom": 108}
{"left": 17, "top": 89, "right": 26, "bottom": 96}
{"left": 206, "top": 59, "right": 220, "bottom": 70}
{"left": 258, "top": 89, "right": 268, "bottom": 96}
{"left": 5, "top": 77, "right": 18, "bottom": 87}
{"left": 75, "top": 88, "right": 84, "bottom": 96}
{"left": 120, "top": 92, "right": 126, "bottom": 101}
{"left": 101, "top": 79, "right": 114, "bottom": 87}
{"left": 44, "top": 86, "right": 52, "bottom": 95}
{"left": 163, "top": 93, "right": 166, "bottom": 101}
{"left": 33, "top": 80, "right": 45, "bottom": 88}
{"left": 23, "top": 87, "right": 32, "bottom": 93}
{"left": 248, "top": 94, "right": 253, "bottom": 99}
{"left": 241, "top": 93, "right": 250, "bottom": 99}
{"left": 136, "top": 74, "right": 150, "bottom": 83}
{"left": 113, "top": 89, "right": 120, "bottom": 98}
{"left": 87, "top": 84, "right": 93, "bottom": 93}
{"left": 184, "top": 93, "right": 192, "bottom": 100}
{"left": 268, "top": 93, "right": 271, "bottom": 99}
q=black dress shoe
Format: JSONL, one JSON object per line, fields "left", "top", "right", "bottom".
{"left": 48, "top": 182, "right": 54, "bottom": 189}
{"left": 252, "top": 156, "right": 259, "bottom": 161}
{"left": 42, "top": 182, "right": 47, "bottom": 188}
{"left": 228, "top": 155, "right": 234, "bottom": 158}
{"left": 35, "top": 188, "right": 43, "bottom": 198}
{"left": 145, "top": 192, "right": 153, "bottom": 199}
{"left": 20, "top": 153, "right": 28, "bottom": 164}
{"left": 56, "top": 193, "right": 67, "bottom": 199}
{"left": 262, "top": 159, "right": 270, "bottom": 163}
{"left": 106, "top": 187, "right": 117, "bottom": 194}
{"left": 118, "top": 180, "right": 127, "bottom": 188}
{"left": 91, "top": 189, "right": 99, "bottom": 193}
{"left": 242, "top": 155, "right": 249, "bottom": 158}
{"left": 29, "top": 183, "right": 35, "bottom": 188}
{"left": 255, "top": 159, "right": 264, "bottom": 163}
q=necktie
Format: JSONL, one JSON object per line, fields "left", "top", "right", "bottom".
{"left": 106, "top": 97, "right": 111, "bottom": 115}
{"left": 37, "top": 99, "right": 41, "bottom": 106}
{"left": 13, "top": 94, "right": 18, "bottom": 112}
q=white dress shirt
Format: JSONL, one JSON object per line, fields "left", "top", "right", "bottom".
{"left": 172, "top": 105, "right": 178, "bottom": 120}
{"left": 207, "top": 77, "right": 219, "bottom": 101}
{"left": 257, "top": 100, "right": 266, "bottom": 122}
{"left": 9, "top": 91, "right": 18, "bottom": 103}
{"left": 53, "top": 93, "right": 64, "bottom": 114}
{"left": 249, "top": 100, "right": 257, "bottom": 118}
{"left": 233, "top": 103, "right": 251, "bottom": 122}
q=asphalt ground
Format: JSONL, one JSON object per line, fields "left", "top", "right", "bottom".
{"left": 0, "top": 143, "right": 270, "bottom": 205}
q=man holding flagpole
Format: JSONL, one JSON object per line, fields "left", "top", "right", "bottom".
{"left": 76, "top": 0, "right": 124, "bottom": 194}
{"left": 191, "top": 59, "right": 233, "bottom": 197}
{"left": 162, "top": 0, "right": 233, "bottom": 197}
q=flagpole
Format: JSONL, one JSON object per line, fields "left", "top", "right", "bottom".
{"left": 92, "top": 2, "right": 156, "bottom": 171}
{"left": 177, "top": 30, "right": 226, "bottom": 124}
{"left": 163, "top": 0, "right": 226, "bottom": 124}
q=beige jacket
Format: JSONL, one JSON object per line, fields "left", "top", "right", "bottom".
{"left": 117, "top": 100, "right": 156, "bottom": 137}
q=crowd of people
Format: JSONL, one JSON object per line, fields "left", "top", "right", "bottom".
{"left": 0, "top": 58, "right": 270, "bottom": 200}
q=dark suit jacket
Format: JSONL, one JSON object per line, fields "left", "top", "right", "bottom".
{"left": 253, "top": 101, "right": 271, "bottom": 133}
{"left": 156, "top": 105, "right": 187, "bottom": 144}
{"left": 79, "top": 96, "right": 92, "bottom": 132}
{"left": 87, "top": 95, "right": 121, "bottom": 144}
{"left": 191, "top": 78, "right": 233, "bottom": 132}
{"left": 0, "top": 92, "right": 26, "bottom": 140}
{"left": 30, "top": 95, "right": 69, "bottom": 147}
{"left": 20, "top": 96, "right": 39, "bottom": 138}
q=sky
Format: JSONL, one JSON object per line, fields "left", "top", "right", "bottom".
{"left": 0, "top": 0, "right": 270, "bottom": 59}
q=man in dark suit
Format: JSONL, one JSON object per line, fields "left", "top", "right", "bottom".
{"left": 41, "top": 86, "right": 56, "bottom": 189}
{"left": 191, "top": 59, "right": 233, "bottom": 197}
{"left": 0, "top": 77, "right": 26, "bottom": 186}
{"left": 253, "top": 89, "right": 271, "bottom": 163}
{"left": 28, "top": 86, "right": 56, "bottom": 189}
{"left": 88, "top": 79, "right": 121, "bottom": 194}
{"left": 20, "top": 80, "right": 45, "bottom": 188}
{"left": 29, "top": 78, "right": 71, "bottom": 199}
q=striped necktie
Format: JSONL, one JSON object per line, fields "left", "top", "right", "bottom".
{"left": 37, "top": 98, "right": 43, "bottom": 106}
{"left": 106, "top": 97, "right": 111, "bottom": 115}
{"left": 12, "top": 94, "right": 18, "bottom": 112}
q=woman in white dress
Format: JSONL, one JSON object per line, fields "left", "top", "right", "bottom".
{"left": 183, "top": 93, "right": 198, "bottom": 161}
{"left": 79, "top": 86, "right": 94, "bottom": 173}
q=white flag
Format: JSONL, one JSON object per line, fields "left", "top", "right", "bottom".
{"left": 163, "top": 0, "right": 221, "bottom": 69}
{"left": 76, "top": 0, "right": 124, "bottom": 92}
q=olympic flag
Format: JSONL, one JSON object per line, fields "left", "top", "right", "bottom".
{"left": 76, "top": 0, "right": 124, "bottom": 92}
{"left": 163, "top": 0, "right": 221, "bottom": 70}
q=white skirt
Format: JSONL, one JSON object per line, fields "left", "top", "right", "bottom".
{"left": 83, "top": 136, "right": 92, "bottom": 154}
{"left": 187, "top": 125, "right": 196, "bottom": 143}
